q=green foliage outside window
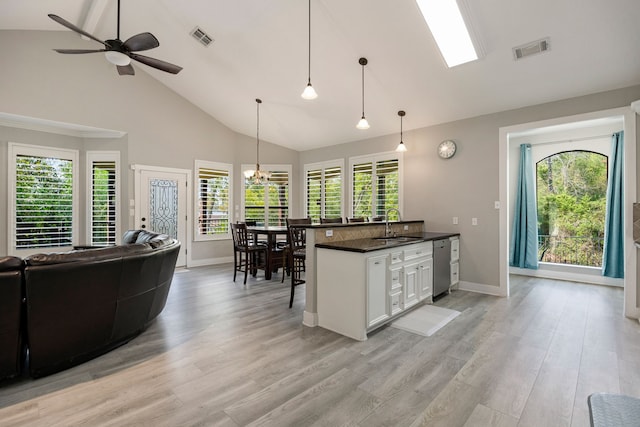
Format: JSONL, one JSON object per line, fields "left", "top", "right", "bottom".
{"left": 536, "top": 151, "right": 607, "bottom": 266}
{"left": 16, "top": 155, "right": 73, "bottom": 248}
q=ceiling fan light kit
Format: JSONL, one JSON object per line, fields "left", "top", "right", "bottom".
{"left": 49, "top": 0, "right": 182, "bottom": 76}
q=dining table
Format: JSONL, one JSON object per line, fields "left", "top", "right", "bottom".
{"left": 246, "top": 225, "right": 288, "bottom": 280}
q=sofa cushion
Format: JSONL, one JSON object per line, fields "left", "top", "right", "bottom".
{"left": 122, "top": 230, "right": 143, "bottom": 244}
{"left": 0, "top": 256, "right": 23, "bottom": 272}
{"left": 24, "top": 243, "right": 152, "bottom": 266}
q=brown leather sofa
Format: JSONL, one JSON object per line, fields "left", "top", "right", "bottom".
{"left": 0, "top": 256, "right": 25, "bottom": 380}
{"left": 0, "top": 230, "right": 180, "bottom": 380}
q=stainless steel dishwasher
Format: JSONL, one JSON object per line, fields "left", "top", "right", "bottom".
{"left": 433, "top": 239, "right": 451, "bottom": 297}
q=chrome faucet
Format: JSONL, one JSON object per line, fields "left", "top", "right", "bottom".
{"left": 385, "top": 208, "right": 401, "bottom": 237}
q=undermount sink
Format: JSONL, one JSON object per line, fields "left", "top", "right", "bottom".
{"left": 372, "top": 236, "right": 422, "bottom": 242}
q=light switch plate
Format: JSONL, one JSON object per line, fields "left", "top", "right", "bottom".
{"left": 472, "top": 218, "right": 478, "bottom": 226}
{"left": 494, "top": 201, "right": 500, "bottom": 209}
{"left": 403, "top": 225, "right": 409, "bottom": 230}
{"left": 453, "top": 217, "right": 458, "bottom": 225}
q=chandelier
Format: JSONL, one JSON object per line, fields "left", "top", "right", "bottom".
{"left": 244, "top": 98, "right": 271, "bottom": 184}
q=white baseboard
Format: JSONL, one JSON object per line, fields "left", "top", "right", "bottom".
{"left": 457, "top": 280, "right": 505, "bottom": 297}
{"left": 188, "top": 256, "right": 233, "bottom": 267}
{"left": 303, "top": 310, "right": 318, "bottom": 327}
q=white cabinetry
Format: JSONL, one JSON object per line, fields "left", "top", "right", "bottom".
{"left": 317, "top": 240, "right": 433, "bottom": 341}
{"left": 366, "top": 254, "right": 390, "bottom": 328}
{"left": 450, "top": 236, "right": 460, "bottom": 288}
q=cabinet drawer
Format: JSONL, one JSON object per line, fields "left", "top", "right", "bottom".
{"left": 390, "top": 267, "right": 402, "bottom": 289}
{"left": 390, "top": 251, "right": 402, "bottom": 265}
{"left": 403, "top": 243, "right": 432, "bottom": 261}
{"left": 389, "top": 290, "right": 403, "bottom": 315}
{"left": 450, "top": 237, "right": 460, "bottom": 262}
{"left": 451, "top": 261, "right": 459, "bottom": 285}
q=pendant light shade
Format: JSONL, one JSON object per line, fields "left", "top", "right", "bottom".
{"left": 301, "top": 0, "right": 317, "bottom": 100}
{"left": 245, "top": 98, "right": 271, "bottom": 183}
{"left": 396, "top": 110, "right": 407, "bottom": 152}
{"left": 356, "top": 57, "right": 370, "bottom": 129}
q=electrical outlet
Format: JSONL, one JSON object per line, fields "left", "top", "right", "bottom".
{"left": 494, "top": 201, "right": 500, "bottom": 209}
{"left": 453, "top": 216, "right": 458, "bottom": 225}
{"left": 472, "top": 218, "right": 478, "bottom": 226}
{"left": 325, "top": 229, "right": 333, "bottom": 237}
{"left": 403, "top": 225, "right": 409, "bottom": 230}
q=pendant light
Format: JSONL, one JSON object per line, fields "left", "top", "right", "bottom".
{"left": 356, "top": 57, "right": 370, "bottom": 129}
{"left": 301, "top": 0, "right": 318, "bottom": 100}
{"left": 244, "top": 99, "right": 271, "bottom": 184}
{"left": 396, "top": 110, "right": 407, "bottom": 152}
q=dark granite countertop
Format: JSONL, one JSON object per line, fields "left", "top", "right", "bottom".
{"left": 289, "top": 220, "right": 424, "bottom": 228}
{"left": 315, "top": 231, "right": 460, "bottom": 253}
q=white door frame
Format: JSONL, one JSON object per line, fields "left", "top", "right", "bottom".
{"left": 132, "top": 164, "right": 192, "bottom": 267}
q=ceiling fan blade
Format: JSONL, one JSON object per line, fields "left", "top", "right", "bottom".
{"left": 117, "top": 64, "right": 135, "bottom": 76}
{"left": 53, "top": 49, "right": 106, "bottom": 54}
{"left": 130, "top": 53, "right": 183, "bottom": 74}
{"left": 48, "top": 14, "right": 108, "bottom": 47}
{"left": 123, "top": 32, "right": 159, "bottom": 52}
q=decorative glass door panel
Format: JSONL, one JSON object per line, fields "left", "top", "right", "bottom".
{"left": 149, "top": 178, "right": 178, "bottom": 238}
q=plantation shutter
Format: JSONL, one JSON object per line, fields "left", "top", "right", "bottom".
{"left": 324, "top": 166, "right": 342, "bottom": 219}
{"left": 267, "top": 170, "right": 289, "bottom": 226}
{"left": 375, "top": 159, "right": 399, "bottom": 218}
{"left": 352, "top": 162, "right": 373, "bottom": 218}
{"left": 15, "top": 154, "right": 74, "bottom": 249}
{"left": 90, "top": 160, "right": 117, "bottom": 246}
{"left": 198, "top": 166, "right": 230, "bottom": 236}
{"left": 306, "top": 168, "right": 322, "bottom": 222}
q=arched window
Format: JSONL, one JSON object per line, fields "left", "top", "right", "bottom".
{"left": 536, "top": 150, "right": 608, "bottom": 267}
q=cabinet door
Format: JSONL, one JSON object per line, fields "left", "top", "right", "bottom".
{"left": 403, "top": 262, "right": 420, "bottom": 309}
{"left": 419, "top": 257, "right": 433, "bottom": 301}
{"left": 367, "top": 255, "right": 390, "bottom": 327}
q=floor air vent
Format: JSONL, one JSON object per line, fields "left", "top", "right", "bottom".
{"left": 191, "top": 27, "right": 214, "bottom": 47}
{"left": 513, "top": 38, "right": 550, "bottom": 60}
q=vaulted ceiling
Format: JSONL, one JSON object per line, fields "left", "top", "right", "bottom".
{"left": 2, "top": 0, "right": 640, "bottom": 150}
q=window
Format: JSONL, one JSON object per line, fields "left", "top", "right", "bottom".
{"left": 350, "top": 153, "right": 401, "bottom": 220}
{"left": 304, "top": 160, "right": 343, "bottom": 222}
{"left": 87, "top": 152, "right": 120, "bottom": 246}
{"left": 536, "top": 150, "right": 608, "bottom": 267}
{"left": 195, "top": 160, "right": 232, "bottom": 240}
{"left": 242, "top": 164, "right": 291, "bottom": 226}
{"left": 8, "top": 143, "right": 78, "bottom": 256}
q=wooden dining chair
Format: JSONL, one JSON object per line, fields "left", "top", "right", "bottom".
{"left": 283, "top": 218, "right": 311, "bottom": 307}
{"left": 347, "top": 217, "right": 366, "bottom": 223}
{"left": 320, "top": 217, "right": 343, "bottom": 224}
{"left": 230, "top": 222, "right": 267, "bottom": 285}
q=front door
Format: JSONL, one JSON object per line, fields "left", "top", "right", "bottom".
{"left": 135, "top": 166, "right": 189, "bottom": 267}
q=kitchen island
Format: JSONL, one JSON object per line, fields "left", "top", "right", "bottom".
{"left": 315, "top": 231, "right": 460, "bottom": 340}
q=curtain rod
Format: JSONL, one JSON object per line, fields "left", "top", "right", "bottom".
{"left": 527, "top": 133, "right": 616, "bottom": 147}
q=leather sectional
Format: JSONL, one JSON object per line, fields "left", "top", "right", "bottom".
{"left": 0, "top": 230, "right": 180, "bottom": 380}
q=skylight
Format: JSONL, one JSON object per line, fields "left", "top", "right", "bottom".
{"left": 416, "top": 0, "right": 478, "bottom": 67}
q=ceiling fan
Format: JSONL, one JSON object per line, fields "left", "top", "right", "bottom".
{"left": 48, "top": 0, "right": 182, "bottom": 76}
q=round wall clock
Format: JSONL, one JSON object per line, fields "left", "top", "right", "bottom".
{"left": 437, "top": 140, "right": 457, "bottom": 159}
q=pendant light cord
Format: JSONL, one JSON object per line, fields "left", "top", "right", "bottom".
{"left": 307, "top": 0, "right": 311, "bottom": 85}
{"left": 256, "top": 99, "right": 260, "bottom": 166}
{"left": 361, "top": 63, "right": 365, "bottom": 117}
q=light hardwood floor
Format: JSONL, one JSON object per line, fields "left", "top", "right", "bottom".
{"left": 1, "top": 266, "right": 639, "bottom": 426}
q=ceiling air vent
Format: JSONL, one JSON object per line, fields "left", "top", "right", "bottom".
{"left": 191, "top": 27, "right": 214, "bottom": 47}
{"left": 513, "top": 38, "right": 550, "bottom": 60}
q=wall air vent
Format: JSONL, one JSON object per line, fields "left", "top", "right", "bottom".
{"left": 191, "top": 27, "right": 214, "bottom": 47}
{"left": 513, "top": 38, "right": 550, "bottom": 60}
